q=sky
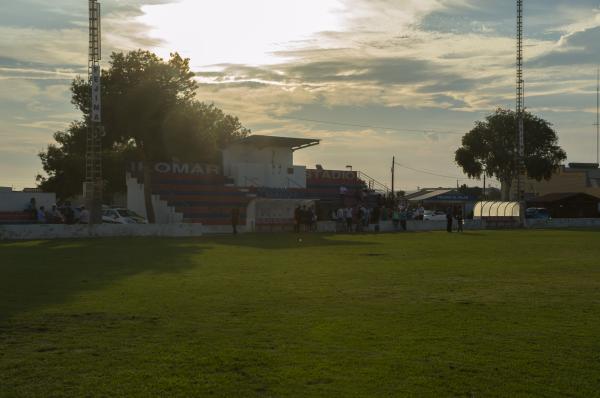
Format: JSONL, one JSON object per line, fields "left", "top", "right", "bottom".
{"left": 1, "top": 0, "right": 599, "bottom": 191}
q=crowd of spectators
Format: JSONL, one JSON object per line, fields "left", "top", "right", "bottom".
{"left": 25, "top": 198, "right": 90, "bottom": 225}
{"left": 294, "top": 205, "right": 318, "bottom": 232}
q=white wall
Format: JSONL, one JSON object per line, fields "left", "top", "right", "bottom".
{"left": 223, "top": 144, "right": 306, "bottom": 189}
{"left": 0, "top": 224, "right": 204, "bottom": 241}
{"left": 223, "top": 144, "right": 293, "bottom": 173}
{"left": 126, "top": 173, "right": 183, "bottom": 224}
{"left": 525, "top": 218, "right": 600, "bottom": 229}
{"left": 230, "top": 163, "right": 306, "bottom": 189}
{"left": 0, "top": 192, "right": 57, "bottom": 212}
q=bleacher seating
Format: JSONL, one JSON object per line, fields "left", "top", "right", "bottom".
{"left": 131, "top": 172, "right": 255, "bottom": 226}
{"left": 132, "top": 168, "right": 378, "bottom": 226}
{"left": 0, "top": 212, "right": 36, "bottom": 225}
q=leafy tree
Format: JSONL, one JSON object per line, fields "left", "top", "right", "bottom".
{"left": 458, "top": 184, "right": 501, "bottom": 201}
{"left": 39, "top": 50, "right": 250, "bottom": 221}
{"left": 455, "top": 109, "right": 566, "bottom": 200}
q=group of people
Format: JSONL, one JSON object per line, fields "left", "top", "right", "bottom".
{"left": 334, "top": 205, "right": 374, "bottom": 233}
{"left": 25, "top": 198, "right": 90, "bottom": 225}
{"left": 294, "top": 205, "right": 318, "bottom": 232}
{"left": 445, "top": 207, "right": 464, "bottom": 233}
{"left": 329, "top": 202, "right": 465, "bottom": 234}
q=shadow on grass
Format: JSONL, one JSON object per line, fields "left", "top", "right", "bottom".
{"left": 0, "top": 234, "right": 374, "bottom": 323}
{"left": 200, "top": 232, "right": 378, "bottom": 250}
{"left": 0, "top": 238, "right": 208, "bottom": 323}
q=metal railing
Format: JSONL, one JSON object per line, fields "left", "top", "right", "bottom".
{"left": 357, "top": 171, "right": 390, "bottom": 193}
{"left": 287, "top": 177, "right": 304, "bottom": 189}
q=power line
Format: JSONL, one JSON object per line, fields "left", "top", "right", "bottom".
{"left": 226, "top": 108, "right": 464, "bottom": 136}
{"left": 394, "top": 161, "right": 470, "bottom": 181}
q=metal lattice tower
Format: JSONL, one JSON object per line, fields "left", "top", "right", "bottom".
{"left": 596, "top": 67, "right": 600, "bottom": 164}
{"left": 515, "top": 0, "right": 525, "bottom": 204}
{"left": 86, "top": 0, "right": 103, "bottom": 223}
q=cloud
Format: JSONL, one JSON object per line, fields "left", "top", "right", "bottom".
{"left": 531, "top": 25, "right": 600, "bottom": 67}
{"left": 2, "top": 0, "right": 600, "bottom": 189}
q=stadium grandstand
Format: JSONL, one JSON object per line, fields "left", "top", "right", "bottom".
{"left": 126, "top": 135, "right": 387, "bottom": 228}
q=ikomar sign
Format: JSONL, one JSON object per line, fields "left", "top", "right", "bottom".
{"left": 306, "top": 169, "right": 358, "bottom": 181}
{"left": 131, "top": 162, "right": 222, "bottom": 176}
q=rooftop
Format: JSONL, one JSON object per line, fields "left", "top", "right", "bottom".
{"left": 232, "top": 135, "right": 320, "bottom": 151}
{"left": 529, "top": 192, "right": 600, "bottom": 203}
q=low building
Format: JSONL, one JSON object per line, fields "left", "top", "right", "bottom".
{"left": 405, "top": 188, "right": 478, "bottom": 215}
{"left": 0, "top": 187, "right": 57, "bottom": 224}
{"left": 527, "top": 192, "right": 600, "bottom": 218}
{"left": 0, "top": 187, "right": 56, "bottom": 212}
{"left": 513, "top": 163, "right": 600, "bottom": 199}
{"left": 222, "top": 135, "right": 319, "bottom": 189}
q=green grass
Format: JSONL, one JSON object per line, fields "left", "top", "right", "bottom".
{"left": 1, "top": 231, "right": 600, "bottom": 397}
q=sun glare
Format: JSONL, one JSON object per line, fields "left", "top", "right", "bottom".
{"left": 137, "top": 0, "right": 346, "bottom": 67}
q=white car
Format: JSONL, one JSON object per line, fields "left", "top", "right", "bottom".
{"left": 423, "top": 210, "right": 447, "bottom": 221}
{"left": 102, "top": 208, "right": 148, "bottom": 224}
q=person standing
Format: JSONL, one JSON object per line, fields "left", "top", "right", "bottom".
{"left": 417, "top": 204, "right": 425, "bottom": 221}
{"left": 37, "top": 206, "right": 47, "bottom": 224}
{"left": 336, "top": 207, "right": 345, "bottom": 233}
{"left": 231, "top": 207, "right": 240, "bottom": 235}
{"left": 399, "top": 206, "right": 408, "bottom": 231}
{"left": 456, "top": 210, "right": 464, "bottom": 233}
{"left": 446, "top": 207, "right": 453, "bottom": 233}
{"left": 25, "top": 198, "right": 37, "bottom": 218}
{"left": 355, "top": 206, "right": 364, "bottom": 233}
{"left": 345, "top": 206, "right": 353, "bottom": 232}
{"left": 392, "top": 208, "right": 400, "bottom": 232}
{"left": 51, "top": 205, "right": 64, "bottom": 224}
{"left": 63, "top": 202, "right": 75, "bottom": 225}
{"left": 294, "top": 205, "right": 301, "bottom": 233}
{"left": 79, "top": 206, "right": 90, "bottom": 224}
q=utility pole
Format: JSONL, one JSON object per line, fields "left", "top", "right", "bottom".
{"left": 516, "top": 0, "right": 526, "bottom": 224}
{"left": 391, "top": 156, "right": 395, "bottom": 197}
{"left": 483, "top": 173, "right": 487, "bottom": 200}
{"left": 86, "top": 0, "right": 103, "bottom": 224}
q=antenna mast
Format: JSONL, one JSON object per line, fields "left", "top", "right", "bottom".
{"left": 86, "top": 0, "right": 103, "bottom": 223}
{"left": 596, "top": 67, "right": 600, "bottom": 164}
{"left": 516, "top": 0, "right": 525, "bottom": 207}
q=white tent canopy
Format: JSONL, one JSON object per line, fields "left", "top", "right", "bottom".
{"left": 473, "top": 201, "right": 521, "bottom": 219}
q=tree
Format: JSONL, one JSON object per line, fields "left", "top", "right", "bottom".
{"left": 39, "top": 50, "right": 250, "bottom": 221}
{"left": 455, "top": 109, "right": 566, "bottom": 200}
{"left": 37, "top": 122, "right": 135, "bottom": 201}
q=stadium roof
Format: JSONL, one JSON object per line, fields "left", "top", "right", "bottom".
{"left": 405, "top": 189, "right": 454, "bottom": 202}
{"left": 232, "top": 135, "right": 320, "bottom": 151}
{"left": 528, "top": 192, "right": 600, "bottom": 203}
{"left": 405, "top": 188, "right": 477, "bottom": 203}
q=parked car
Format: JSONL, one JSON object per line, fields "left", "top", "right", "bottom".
{"left": 423, "top": 210, "right": 447, "bottom": 221}
{"left": 102, "top": 208, "right": 148, "bottom": 224}
{"left": 526, "top": 207, "right": 551, "bottom": 220}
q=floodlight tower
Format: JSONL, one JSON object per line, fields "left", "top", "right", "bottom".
{"left": 596, "top": 67, "right": 600, "bottom": 164}
{"left": 86, "top": 0, "right": 103, "bottom": 223}
{"left": 516, "top": 0, "right": 525, "bottom": 217}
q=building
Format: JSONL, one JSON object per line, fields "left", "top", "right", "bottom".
{"left": 514, "top": 163, "right": 600, "bottom": 199}
{"left": 126, "top": 135, "right": 379, "bottom": 227}
{"left": 222, "top": 135, "right": 319, "bottom": 189}
{"left": 405, "top": 188, "right": 478, "bottom": 215}
{"left": 527, "top": 192, "right": 600, "bottom": 218}
{"left": 0, "top": 187, "right": 57, "bottom": 224}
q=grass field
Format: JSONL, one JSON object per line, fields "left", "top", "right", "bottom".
{"left": 1, "top": 230, "right": 600, "bottom": 397}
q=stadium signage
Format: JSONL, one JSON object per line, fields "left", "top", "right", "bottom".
{"left": 91, "top": 65, "right": 101, "bottom": 123}
{"left": 131, "top": 162, "right": 221, "bottom": 176}
{"left": 431, "top": 194, "right": 473, "bottom": 202}
{"left": 306, "top": 170, "right": 357, "bottom": 180}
